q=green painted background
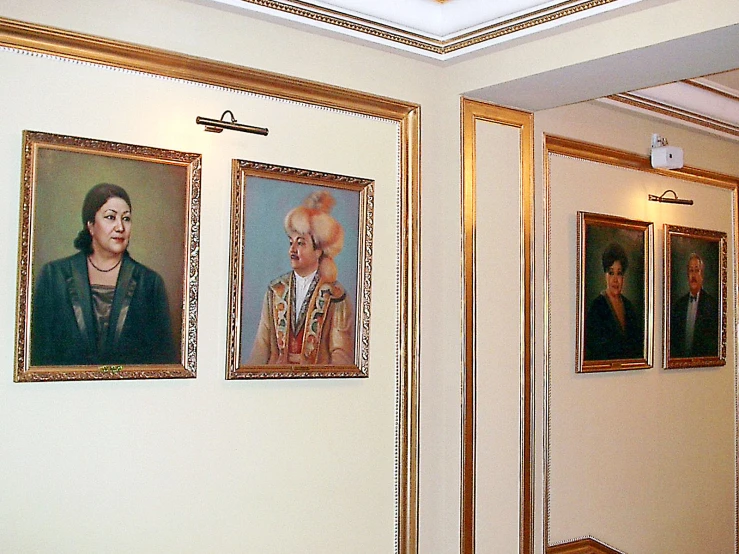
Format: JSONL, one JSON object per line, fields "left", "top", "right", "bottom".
{"left": 31, "top": 146, "right": 188, "bottom": 352}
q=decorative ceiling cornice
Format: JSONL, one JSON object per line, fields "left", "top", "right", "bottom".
{"left": 606, "top": 88, "right": 739, "bottom": 140}
{"left": 213, "top": 0, "right": 638, "bottom": 60}
{"left": 684, "top": 79, "right": 739, "bottom": 103}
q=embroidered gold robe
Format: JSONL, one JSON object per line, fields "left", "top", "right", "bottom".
{"left": 248, "top": 271, "right": 354, "bottom": 365}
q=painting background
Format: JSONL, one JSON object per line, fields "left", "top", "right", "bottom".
{"left": 239, "top": 177, "right": 360, "bottom": 364}
{"left": 32, "top": 147, "right": 188, "bottom": 354}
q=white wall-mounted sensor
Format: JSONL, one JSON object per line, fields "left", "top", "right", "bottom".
{"left": 651, "top": 145, "right": 684, "bottom": 169}
{"left": 650, "top": 134, "right": 683, "bottom": 170}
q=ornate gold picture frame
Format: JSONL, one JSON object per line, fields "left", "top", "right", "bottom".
{"left": 15, "top": 130, "right": 201, "bottom": 381}
{"left": 663, "top": 224, "right": 727, "bottom": 369}
{"left": 226, "top": 160, "right": 373, "bottom": 379}
{"left": 576, "top": 211, "right": 653, "bottom": 373}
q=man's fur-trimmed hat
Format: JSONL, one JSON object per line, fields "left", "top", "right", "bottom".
{"left": 284, "top": 191, "right": 344, "bottom": 282}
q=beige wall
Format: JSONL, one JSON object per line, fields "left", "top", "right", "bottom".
{"left": 535, "top": 101, "right": 739, "bottom": 553}
{"left": 1, "top": 1, "right": 467, "bottom": 551}
{"left": 473, "top": 118, "right": 527, "bottom": 553}
{"left": 0, "top": 37, "right": 402, "bottom": 554}
{"left": 1, "top": 0, "right": 738, "bottom": 552}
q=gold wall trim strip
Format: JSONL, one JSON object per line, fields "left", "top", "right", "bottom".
{"left": 607, "top": 93, "right": 739, "bottom": 139}
{"left": 235, "top": 0, "right": 624, "bottom": 56}
{"left": 461, "top": 98, "right": 534, "bottom": 554}
{"left": 399, "top": 103, "right": 422, "bottom": 554}
{"left": 543, "top": 134, "right": 739, "bottom": 553}
{"left": 0, "top": 17, "right": 415, "bottom": 121}
{"left": 546, "top": 134, "right": 739, "bottom": 188}
{"left": 0, "top": 15, "right": 420, "bottom": 554}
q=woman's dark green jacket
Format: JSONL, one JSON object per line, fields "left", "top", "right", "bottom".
{"left": 31, "top": 252, "right": 177, "bottom": 366}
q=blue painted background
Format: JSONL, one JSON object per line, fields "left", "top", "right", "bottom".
{"left": 239, "top": 177, "right": 360, "bottom": 363}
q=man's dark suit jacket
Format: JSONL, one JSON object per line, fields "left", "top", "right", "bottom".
{"left": 670, "top": 288, "right": 719, "bottom": 358}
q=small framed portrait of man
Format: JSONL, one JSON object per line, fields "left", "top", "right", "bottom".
{"left": 226, "top": 160, "right": 373, "bottom": 379}
{"left": 14, "top": 131, "right": 201, "bottom": 381}
{"left": 576, "top": 212, "right": 653, "bottom": 373}
{"left": 664, "top": 225, "right": 727, "bottom": 369}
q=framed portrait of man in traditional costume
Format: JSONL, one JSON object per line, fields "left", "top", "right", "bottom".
{"left": 226, "top": 160, "right": 373, "bottom": 379}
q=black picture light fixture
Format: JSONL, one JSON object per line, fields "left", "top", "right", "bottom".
{"left": 196, "top": 110, "right": 269, "bottom": 136}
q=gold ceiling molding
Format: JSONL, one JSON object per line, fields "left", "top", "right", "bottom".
{"left": 0, "top": 14, "right": 420, "bottom": 554}
{"left": 237, "top": 0, "right": 623, "bottom": 56}
{"left": 0, "top": 17, "right": 414, "bottom": 121}
{"left": 607, "top": 92, "right": 739, "bottom": 140}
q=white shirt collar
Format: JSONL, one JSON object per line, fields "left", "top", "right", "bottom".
{"left": 294, "top": 270, "right": 318, "bottom": 312}
{"left": 294, "top": 270, "right": 317, "bottom": 286}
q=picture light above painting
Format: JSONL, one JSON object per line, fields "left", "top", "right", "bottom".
{"left": 195, "top": 109, "right": 269, "bottom": 136}
{"left": 14, "top": 131, "right": 202, "bottom": 382}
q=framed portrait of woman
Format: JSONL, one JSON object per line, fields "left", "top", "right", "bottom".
{"left": 576, "top": 212, "right": 653, "bottom": 373}
{"left": 225, "top": 160, "right": 373, "bottom": 379}
{"left": 663, "top": 224, "right": 727, "bottom": 369}
{"left": 14, "top": 131, "right": 201, "bottom": 381}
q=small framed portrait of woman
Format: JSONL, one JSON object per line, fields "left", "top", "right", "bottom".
{"left": 663, "top": 224, "right": 727, "bottom": 369}
{"left": 226, "top": 160, "right": 373, "bottom": 379}
{"left": 576, "top": 212, "right": 653, "bottom": 373}
{"left": 14, "top": 131, "right": 201, "bottom": 381}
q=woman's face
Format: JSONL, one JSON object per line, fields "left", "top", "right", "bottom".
{"left": 604, "top": 260, "right": 624, "bottom": 299}
{"left": 87, "top": 196, "right": 132, "bottom": 257}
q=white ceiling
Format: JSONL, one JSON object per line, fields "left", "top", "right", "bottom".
{"left": 193, "top": 0, "right": 739, "bottom": 140}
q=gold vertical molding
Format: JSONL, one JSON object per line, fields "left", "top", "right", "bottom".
{"left": 543, "top": 134, "right": 739, "bottom": 553}
{"left": 0, "top": 16, "right": 420, "bottom": 554}
{"left": 461, "top": 98, "right": 534, "bottom": 554}
{"left": 399, "top": 102, "right": 422, "bottom": 554}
